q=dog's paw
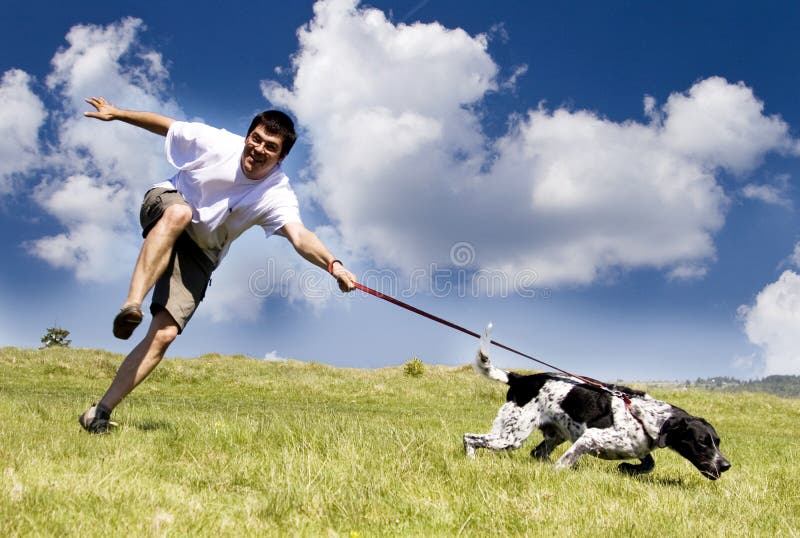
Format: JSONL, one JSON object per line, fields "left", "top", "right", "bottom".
{"left": 618, "top": 461, "right": 654, "bottom": 476}
{"left": 530, "top": 448, "right": 551, "bottom": 462}
{"left": 463, "top": 439, "right": 476, "bottom": 458}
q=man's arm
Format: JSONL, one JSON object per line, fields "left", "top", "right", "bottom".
{"left": 277, "top": 222, "right": 357, "bottom": 292}
{"left": 84, "top": 96, "right": 175, "bottom": 136}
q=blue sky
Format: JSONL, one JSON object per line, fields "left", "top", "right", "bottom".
{"left": 2, "top": 0, "right": 800, "bottom": 380}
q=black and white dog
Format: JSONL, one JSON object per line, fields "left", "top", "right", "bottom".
{"left": 463, "top": 324, "right": 731, "bottom": 480}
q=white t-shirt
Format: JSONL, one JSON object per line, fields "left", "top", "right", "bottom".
{"left": 151, "top": 121, "right": 302, "bottom": 266}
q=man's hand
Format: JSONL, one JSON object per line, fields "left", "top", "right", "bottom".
{"left": 84, "top": 97, "right": 121, "bottom": 121}
{"left": 331, "top": 263, "right": 358, "bottom": 293}
{"left": 83, "top": 96, "right": 174, "bottom": 136}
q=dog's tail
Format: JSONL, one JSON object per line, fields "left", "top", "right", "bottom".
{"left": 473, "top": 322, "right": 509, "bottom": 384}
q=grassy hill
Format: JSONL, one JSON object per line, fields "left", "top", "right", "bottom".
{"left": 1, "top": 347, "right": 798, "bottom": 536}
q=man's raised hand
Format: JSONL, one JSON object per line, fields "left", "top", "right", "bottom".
{"left": 84, "top": 97, "right": 120, "bottom": 121}
{"left": 82, "top": 98, "right": 173, "bottom": 136}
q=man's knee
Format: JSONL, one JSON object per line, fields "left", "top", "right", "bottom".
{"left": 161, "top": 204, "right": 192, "bottom": 231}
{"left": 152, "top": 322, "right": 180, "bottom": 351}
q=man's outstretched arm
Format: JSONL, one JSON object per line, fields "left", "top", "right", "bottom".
{"left": 277, "top": 222, "right": 357, "bottom": 292}
{"left": 84, "top": 96, "right": 174, "bottom": 136}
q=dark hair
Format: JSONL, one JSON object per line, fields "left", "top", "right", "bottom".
{"left": 247, "top": 110, "right": 297, "bottom": 158}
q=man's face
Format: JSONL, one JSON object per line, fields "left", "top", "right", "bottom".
{"left": 241, "top": 124, "right": 284, "bottom": 179}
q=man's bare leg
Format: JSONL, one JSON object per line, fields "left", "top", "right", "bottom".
{"left": 113, "top": 204, "right": 191, "bottom": 339}
{"left": 81, "top": 310, "right": 179, "bottom": 433}
{"left": 101, "top": 310, "right": 180, "bottom": 411}
{"left": 124, "top": 204, "right": 192, "bottom": 308}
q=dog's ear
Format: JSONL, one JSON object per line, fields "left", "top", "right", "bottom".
{"left": 657, "top": 416, "right": 685, "bottom": 448}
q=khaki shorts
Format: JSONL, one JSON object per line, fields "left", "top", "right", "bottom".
{"left": 140, "top": 188, "right": 215, "bottom": 333}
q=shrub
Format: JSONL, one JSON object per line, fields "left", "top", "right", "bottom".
{"left": 403, "top": 356, "right": 425, "bottom": 377}
{"left": 40, "top": 327, "right": 71, "bottom": 349}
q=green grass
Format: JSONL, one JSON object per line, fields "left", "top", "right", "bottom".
{"left": 1, "top": 347, "right": 799, "bottom": 537}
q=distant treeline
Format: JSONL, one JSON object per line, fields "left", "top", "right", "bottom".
{"left": 691, "top": 375, "right": 800, "bottom": 398}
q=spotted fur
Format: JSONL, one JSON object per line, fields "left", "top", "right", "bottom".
{"left": 463, "top": 324, "right": 731, "bottom": 480}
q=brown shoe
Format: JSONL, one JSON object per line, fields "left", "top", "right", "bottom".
{"left": 112, "top": 304, "right": 143, "bottom": 339}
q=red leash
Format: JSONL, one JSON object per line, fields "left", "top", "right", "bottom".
{"left": 355, "top": 282, "right": 581, "bottom": 379}
{"left": 353, "top": 281, "right": 653, "bottom": 440}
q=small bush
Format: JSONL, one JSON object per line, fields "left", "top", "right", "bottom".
{"left": 403, "top": 356, "right": 425, "bottom": 377}
{"left": 40, "top": 327, "right": 71, "bottom": 349}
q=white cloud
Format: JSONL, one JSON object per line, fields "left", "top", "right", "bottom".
{"left": 741, "top": 174, "right": 792, "bottom": 208}
{"left": 19, "top": 18, "right": 185, "bottom": 284}
{"left": 46, "top": 18, "right": 172, "bottom": 111}
{"left": 500, "top": 64, "right": 528, "bottom": 90}
{"left": 26, "top": 175, "right": 139, "bottom": 281}
{"left": 263, "top": 350, "right": 289, "bottom": 361}
{"left": 198, "top": 229, "right": 278, "bottom": 323}
{"left": 741, "top": 184, "right": 790, "bottom": 207}
{"left": 198, "top": 225, "right": 352, "bottom": 323}
{"left": 25, "top": 222, "right": 140, "bottom": 283}
{"left": 263, "top": 0, "right": 795, "bottom": 287}
{"left": 792, "top": 242, "right": 800, "bottom": 269}
{"left": 731, "top": 353, "right": 758, "bottom": 373}
{"left": 739, "top": 270, "right": 800, "bottom": 375}
{"left": 486, "top": 106, "right": 727, "bottom": 285}
{"left": 34, "top": 174, "right": 133, "bottom": 226}
{"left": 667, "top": 264, "right": 709, "bottom": 281}
{"left": 263, "top": 0, "right": 495, "bottom": 271}
{"left": 660, "top": 76, "right": 794, "bottom": 175}
{"left": 9, "top": 2, "right": 800, "bottom": 331}
{"left": 45, "top": 17, "right": 181, "bottom": 190}
{"left": 0, "top": 69, "right": 47, "bottom": 193}
{"left": 643, "top": 95, "right": 660, "bottom": 123}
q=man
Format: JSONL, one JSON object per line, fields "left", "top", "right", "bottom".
{"left": 79, "top": 97, "right": 357, "bottom": 434}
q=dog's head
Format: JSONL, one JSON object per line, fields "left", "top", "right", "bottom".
{"left": 657, "top": 414, "right": 731, "bottom": 480}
